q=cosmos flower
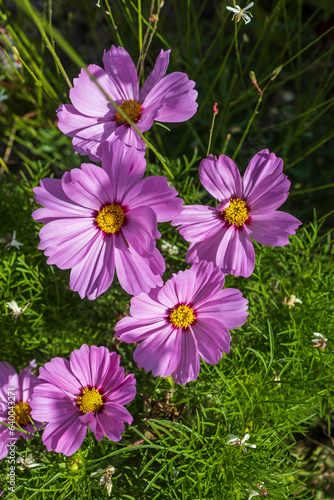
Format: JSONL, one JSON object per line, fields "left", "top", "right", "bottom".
{"left": 30, "top": 344, "right": 136, "bottom": 456}
{"left": 115, "top": 260, "right": 248, "bottom": 385}
{"left": 172, "top": 150, "right": 302, "bottom": 278}
{"left": 226, "top": 2, "right": 254, "bottom": 24}
{"left": 57, "top": 45, "right": 198, "bottom": 161}
{"left": 32, "top": 141, "right": 183, "bottom": 299}
{"left": 0, "top": 360, "right": 42, "bottom": 460}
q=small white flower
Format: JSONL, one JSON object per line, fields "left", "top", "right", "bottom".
{"left": 5, "top": 300, "right": 30, "bottom": 323}
{"left": 282, "top": 294, "right": 302, "bottom": 308}
{"left": 161, "top": 240, "right": 179, "bottom": 256}
{"left": 226, "top": 2, "right": 254, "bottom": 24}
{"left": 312, "top": 332, "right": 327, "bottom": 350}
{"left": 227, "top": 433, "right": 256, "bottom": 453}
{"left": 247, "top": 482, "right": 268, "bottom": 498}
{"left": 92, "top": 465, "right": 115, "bottom": 497}
{"left": 16, "top": 453, "right": 43, "bottom": 470}
{"left": 5, "top": 230, "right": 23, "bottom": 250}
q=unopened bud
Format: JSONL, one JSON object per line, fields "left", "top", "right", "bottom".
{"left": 271, "top": 65, "right": 283, "bottom": 80}
{"left": 249, "top": 71, "right": 257, "bottom": 84}
{"left": 213, "top": 102, "right": 219, "bottom": 115}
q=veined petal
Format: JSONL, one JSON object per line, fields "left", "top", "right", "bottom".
{"left": 139, "top": 49, "right": 171, "bottom": 102}
{"left": 133, "top": 325, "right": 181, "bottom": 378}
{"left": 247, "top": 211, "right": 302, "bottom": 246}
{"left": 102, "top": 45, "right": 139, "bottom": 101}
{"left": 123, "top": 176, "right": 183, "bottom": 222}
{"left": 172, "top": 205, "right": 222, "bottom": 242}
{"left": 199, "top": 155, "right": 242, "bottom": 202}
{"left": 172, "top": 330, "right": 200, "bottom": 385}
{"left": 70, "top": 65, "right": 118, "bottom": 117}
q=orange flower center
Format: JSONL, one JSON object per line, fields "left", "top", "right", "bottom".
{"left": 14, "top": 401, "right": 32, "bottom": 426}
{"left": 115, "top": 100, "right": 142, "bottom": 125}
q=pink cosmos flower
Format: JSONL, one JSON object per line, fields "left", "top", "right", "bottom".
{"left": 57, "top": 46, "right": 198, "bottom": 161}
{"left": 115, "top": 260, "right": 248, "bottom": 385}
{"left": 30, "top": 344, "right": 136, "bottom": 456}
{"left": 172, "top": 150, "right": 302, "bottom": 278}
{"left": 32, "top": 141, "right": 183, "bottom": 299}
{"left": 0, "top": 360, "right": 42, "bottom": 460}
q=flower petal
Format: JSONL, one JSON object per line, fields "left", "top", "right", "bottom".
{"left": 41, "top": 414, "right": 87, "bottom": 456}
{"left": 172, "top": 205, "right": 222, "bottom": 242}
{"left": 37, "top": 357, "right": 81, "bottom": 395}
{"left": 216, "top": 225, "right": 255, "bottom": 277}
{"left": 114, "top": 235, "right": 164, "bottom": 295}
{"left": 139, "top": 49, "right": 171, "bottom": 102}
{"left": 123, "top": 176, "right": 183, "bottom": 222}
{"left": 172, "top": 329, "right": 200, "bottom": 385}
{"left": 69, "top": 233, "right": 115, "bottom": 300}
{"left": 70, "top": 65, "right": 118, "bottom": 117}
{"left": 115, "top": 316, "right": 168, "bottom": 342}
{"left": 199, "top": 155, "right": 242, "bottom": 201}
{"left": 242, "top": 150, "right": 291, "bottom": 213}
{"left": 247, "top": 211, "right": 302, "bottom": 246}
{"left": 102, "top": 46, "right": 139, "bottom": 101}
{"left": 143, "top": 73, "right": 198, "bottom": 123}
{"left": 133, "top": 325, "right": 181, "bottom": 378}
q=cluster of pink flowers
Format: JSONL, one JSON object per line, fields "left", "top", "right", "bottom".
{"left": 1, "top": 44, "right": 303, "bottom": 460}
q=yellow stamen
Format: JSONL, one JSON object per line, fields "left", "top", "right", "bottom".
{"left": 169, "top": 304, "right": 196, "bottom": 329}
{"left": 96, "top": 204, "right": 125, "bottom": 234}
{"left": 115, "top": 100, "right": 142, "bottom": 125}
{"left": 77, "top": 387, "right": 103, "bottom": 414}
{"left": 222, "top": 198, "right": 249, "bottom": 227}
{"left": 14, "top": 401, "right": 32, "bottom": 426}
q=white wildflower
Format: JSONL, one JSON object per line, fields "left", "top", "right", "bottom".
{"left": 282, "top": 294, "right": 302, "bottom": 308}
{"left": 227, "top": 433, "right": 256, "bottom": 453}
{"left": 5, "top": 230, "right": 23, "bottom": 250}
{"left": 5, "top": 300, "right": 30, "bottom": 323}
{"left": 226, "top": 2, "right": 254, "bottom": 24}
{"left": 311, "top": 332, "right": 327, "bottom": 350}
{"left": 161, "top": 240, "right": 179, "bottom": 256}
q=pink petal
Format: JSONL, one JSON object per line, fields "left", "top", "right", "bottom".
{"left": 102, "top": 46, "right": 139, "bottom": 101}
{"left": 61, "top": 163, "right": 112, "bottom": 210}
{"left": 95, "top": 402, "right": 132, "bottom": 441}
{"left": 199, "top": 155, "right": 242, "bottom": 202}
{"left": 128, "top": 287, "right": 166, "bottom": 320}
{"left": 41, "top": 414, "right": 87, "bottom": 456}
{"left": 242, "top": 150, "right": 291, "bottom": 213}
{"left": 70, "top": 65, "right": 119, "bottom": 117}
{"left": 37, "top": 357, "right": 81, "bottom": 394}
{"left": 216, "top": 225, "right": 255, "bottom": 278}
{"left": 30, "top": 383, "right": 78, "bottom": 423}
{"left": 247, "top": 211, "right": 302, "bottom": 246}
{"left": 197, "top": 288, "right": 248, "bottom": 329}
{"left": 115, "top": 316, "right": 168, "bottom": 343}
{"left": 114, "top": 235, "right": 164, "bottom": 295}
{"left": 69, "top": 233, "right": 115, "bottom": 300}
{"left": 122, "top": 206, "right": 160, "bottom": 255}
{"left": 101, "top": 140, "right": 146, "bottom": 201}
{"left": 139, "top": 49, "right": 171, "bottom": 102}
{"left": 192, "top": 323, "right": 225, "bottom": 364}
{"left": 70, "top": 344, "right": 110, "bottom": 389}
{"left": 172, "top": 330, "right": 200, "bottom": 385}
{"left": 133, "top": 325, "right": 181, "bottom": 378}
{"left": 123, "top": 176, "right": 183, "bottom": 222}
{"left": 172, "top": 205, "right": 222, "bottom": 242}
{"left": 144, "top": 73, "right": 198, "bottom": 123}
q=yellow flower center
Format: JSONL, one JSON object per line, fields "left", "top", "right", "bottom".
{"left": 222, "top": 198, "right": 249, "bottom": 227}
{"left": 169, "top": 304, "right": 196, "bottom": 329}
{"left": 77, "top": 387, "right": 103, "bottom": 414}
{"left": 95, "top": 204, "right": 125, "bottom": 234}
{"left": 14, "top": 401, "right": 32, "bottom": 426}
{"left": 115, "top": 99, "right": 142, "bottom": 125}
